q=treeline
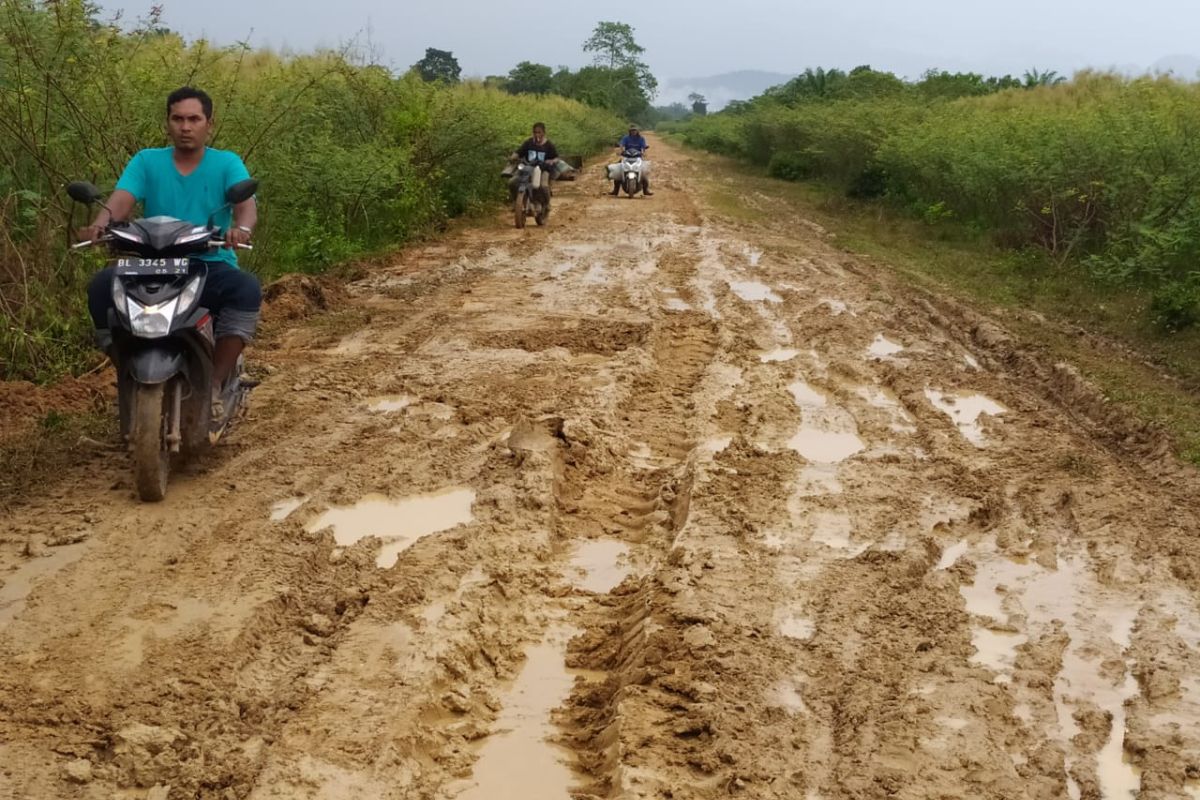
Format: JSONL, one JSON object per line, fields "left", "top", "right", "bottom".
{"left": 672, "top": 66, "right": 1200, "bottom": 331}
{"left": 467, "top": 22, "right": 659, "bottom": 124}
{"left": 0, "top": 3, "right": 619, "bottom": 381}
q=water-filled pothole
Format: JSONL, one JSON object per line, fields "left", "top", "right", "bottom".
{"left": 700, "top": 435, "right": 734, "bottom": 454}
{"left": 367, "top": 395, "right": 414, "bottom": 413}
{"left": 568, "top": 539, "right": 631, "bottom": 594}
{"left": 760, "top": 348, "right": 801, "bottom": 363}
{"left": 664, "top": 298, "right": 692, "bottom": 311}
{"left": 936, "top": 540, "right": 969, "bottom": 571}
{"left": 0, "top": 543, "right": 89, "bottom": 625}
{"left": 819, "top": 298, "right": 849, "bottom": 316}
{"left": 867, "top": 334, "right": 904, "bottom": 359}
{"left": 456, "top": 625, "right": 600, "bottom": 800}
{"left": 809, "top": 511, "right": 856, "bottom": 552}
{"left": 789, "top": 380, "right": 827, "bottom": 408}
{"left": 963, "top": 548, "right": 1145, "bottom": 797}
{"left": 306, "top": 488, "right": 475, "bottom": 568}
{"left": 729, "top": 280, "right": 782, "bottom": 303}
{"left": 787, "top": 428, "right": 865, "bottom": 463}
{"left": 970, "top": 628, "right": 1027, "bottom": 683}
{"left": 925, "top": 389, "right": 1007, "bottom": 446}
{"left": 766, "top": 679, "right": 808, "bottom": 713}
{"left": 777, "top": 614, "right": 815, "bottom": 640}
{"left": 270, "top": 496, "right": 309, "bottom": 521}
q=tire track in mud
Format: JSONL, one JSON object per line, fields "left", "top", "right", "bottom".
{"left": 3, "top": 138, "right": 1200, "bottom": 800}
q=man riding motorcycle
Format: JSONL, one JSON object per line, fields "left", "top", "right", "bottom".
{"left": 509, "top": 122, "right": 559, "bottom": 203}
{"left": 611, "top": 124, "right": 653, "bottom": 197}
{"left": 80, "top": 86, "right": 259, "bottom": 421}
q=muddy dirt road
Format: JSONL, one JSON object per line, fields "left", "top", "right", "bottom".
{"left": 3, "top": 137, "right": 1200, "bottom": 800}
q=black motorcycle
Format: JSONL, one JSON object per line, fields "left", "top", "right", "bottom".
{"left": 67, "top": 179, "right": 258, "bottom": 501}
{"left": 510, "top": 159, "right": 550, "bottom": 229}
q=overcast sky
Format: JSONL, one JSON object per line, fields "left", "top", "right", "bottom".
{"left": 99, "top": 0, "right": 1199, "bottom": 91}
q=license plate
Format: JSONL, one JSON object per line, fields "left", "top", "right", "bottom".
{"left": 112, "top": 257, "right": 190, "bottom": 276}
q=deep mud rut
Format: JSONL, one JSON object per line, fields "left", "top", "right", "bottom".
{"left": 4, "top": 137, "right": 1200, "bottom": 800}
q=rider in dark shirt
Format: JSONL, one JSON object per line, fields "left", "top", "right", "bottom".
{"left": 510, "top": 122, "right": 559, "bottom": 202}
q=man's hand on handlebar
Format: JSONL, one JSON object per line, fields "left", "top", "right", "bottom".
{"left": 225, "top": 226, "right": 252, "bottom": 249}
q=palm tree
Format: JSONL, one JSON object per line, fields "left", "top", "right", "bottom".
{"left": 1022, "top": 68, "right": 1066, "bottom": 88}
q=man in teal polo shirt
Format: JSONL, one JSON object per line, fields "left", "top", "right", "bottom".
{"left": 83, "top": 86, "right": 260, "bottom": 416}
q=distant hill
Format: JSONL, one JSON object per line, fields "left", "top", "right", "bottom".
{"left": 660, "top": 70, "right": 794, "bottom": 110}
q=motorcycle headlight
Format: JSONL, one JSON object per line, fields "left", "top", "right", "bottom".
{"left": 111, "top": 276, "right": 129, "bottom": 317}
{"left": 128, "top": 296, "right": 179, "bottom": 337}
{"left": 177, "top": 275, "right": 203, "bottom": 312}
{"left": 175, "top": 229, "right": 212, "bottom": 245}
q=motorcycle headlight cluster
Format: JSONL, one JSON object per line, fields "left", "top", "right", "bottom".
{"left": 128, "top": 296, "right": 179, "bottom": 337}
{"left": 111, "top": 275, "right": 202, "bottom": 338}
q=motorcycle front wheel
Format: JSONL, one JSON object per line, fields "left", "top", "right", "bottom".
{"left": 131, "top": 381, "right": 170, "bottom": 502}
{"left": 514, "top": 192, "right": 527, "bottom": 229}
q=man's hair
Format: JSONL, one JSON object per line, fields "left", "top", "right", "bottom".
{"left": 167, "top": 87, "right": 214, "bottom": 120}
{"left": 532, "top": 122, "right": 546, "bottom": 133}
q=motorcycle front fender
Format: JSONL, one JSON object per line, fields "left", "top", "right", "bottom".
{"left": 126, "top": 342, "right": 186, "bottom": 384}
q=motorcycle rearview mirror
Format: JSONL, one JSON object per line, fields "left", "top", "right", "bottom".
{"left": 207, "top": 179, "right": 259, "bottom": 228}
{"left": 66, "top": 181, "right": 103, "bottom": 205}
{"left": 225, "top": 179, "right": 258, "bottom": 205}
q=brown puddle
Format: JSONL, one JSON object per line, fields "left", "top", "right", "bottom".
{"left": 728, "top": 279, "right": 782, "bottom": 303}
{"left": 787, "top": 428, "right": 865, "bottom": 463}
{"left": 270, "top": 496, "right": 309, "bottom": 522}
{"left": 0, "top": 542, "right": 89, "bottom": 626}
{"left": 306, "top": 488, "right": 475, "bottom": 568}
{"left": 567, "top": 539, "right": 631, "bottom": 594}
{"left": 760, "top": 348, "right": 801, "bottom": 363}
{"left": 366, "top": 395, "right": 414, "bottom": 413}
{"left": 925, "top": 389, "right": 1007, "bottom": 446}
{"left": 455, "top": 625, "right": 600, "bottom": 800}
{"left": 866, "top": 334, "right": 904, "bottom": 359}
{"left": 961, "top": 549, "right": 1144, "bottom": 797}
{"left": 788, "top": 380, "right": 827, "bottom": 408}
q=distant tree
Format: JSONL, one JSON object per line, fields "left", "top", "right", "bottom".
{"left": 1023, "top": 68, "right": 1066, "bottom": 87}
{"left": 768, "top": 68, "right": 848, "bottom": 104}
{"left": 413, "top": 48, "right": 461, "bottom": 83}
{"left": 840, "top": 68, "right": 906, "bottom": 98}
{"left": 688, "top": 92, "right": 708, "bottom": 115}
{"left": 917, "top": 69, "right": 990, "bottom": 98}
{"left": 506, "top": 61, "right": 554, "bottom": 95}
{"left": 584, "top": 21, "right": 643, "bottom": 69}
{"left": 986, "top": 74, "right": 1023, "bottom": 91}
{"left": 558, "top": 65, "right": 652, "bottom": 121}
{"left": 655, "top": 102, "right": 692, "bottom": 121}
{"left": 583, "top": 21, "right": 657, "bottom": 98}
{"left": 483, "top": 75, "right": 509, "bottom": 90}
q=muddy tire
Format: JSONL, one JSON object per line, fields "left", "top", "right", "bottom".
{"left": 131, "top": 382, "right": 169, "bottom": 502}
{"left": 624, "top": 176, "right": 639, "bottom": 197}
{"left": 180, "top": 379, "right": 211, "bottom": 458}
{"left": 514, "top": 193, "right": 526, "bottom": 229}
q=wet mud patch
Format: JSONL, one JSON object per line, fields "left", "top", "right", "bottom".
{"left": 468, "top": 318, "right": 649, "bottom": 356}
